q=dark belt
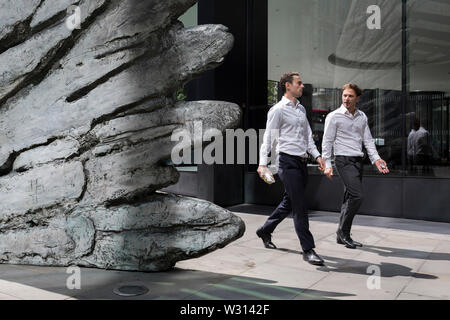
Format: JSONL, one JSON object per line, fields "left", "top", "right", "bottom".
{"left": 335, "top": 155, "right": 364, "bottom": 161}
{"left": 280, "top": 152, "right": 309, "bottom": 163}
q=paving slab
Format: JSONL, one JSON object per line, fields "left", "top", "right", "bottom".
{"left": 396, "top": 292, "right": 440, "bottom": 300}
{"left": 0, "top": 279, "right": 71, "bottom": 300}
{"left": 401, "top": 275, "right": 450, "bottom": 300}
{"left": 0, "top": 292, "right": 21, "bottom": 300}
{"left": 238, "top": 263, "right": 329, "bottom": 292}
{"left": 307, "top": 272, "right": 410, "bottom": 300}
{"left": 0, "top": 210, "right": 449, "bottom": 300}
{"left": 418, "top": 259, "right": 450, "bottom": 276}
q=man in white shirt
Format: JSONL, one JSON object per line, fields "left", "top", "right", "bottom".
{"left": 407, "top": 128, "right": 417, "bottom": 171}
{"left": 414, "top": 125, "right": 432, "bottom": 163}
{"left": 407, "top": 118, "right": 420, "bottom": 172}
{"left": 256, "top": 72, "right": 326, "bottom": 266}
{"left": 322, "top": 83, "right": 389, "bottom": 249}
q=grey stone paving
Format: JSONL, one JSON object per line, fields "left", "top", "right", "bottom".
{"left": 0, "top": 210, "right": 449, "bottom": 300}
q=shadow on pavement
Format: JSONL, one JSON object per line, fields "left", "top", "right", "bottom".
{"left": 274, "top": 247, "right": 437, "bottom": 279}
{"left": 316, "top": 255, "right": 437, "bottom": 279}
{"left": 176, "top": 272, "right": 355, "bottom": 300}
{"left": 275, "top": 248, "right": 302, "bottom": 255}
{"left": 0, "top": 264, "right": 355, "bottom": 300}
{"left": 360, "top": 245, "right": 450, "bottom": 261}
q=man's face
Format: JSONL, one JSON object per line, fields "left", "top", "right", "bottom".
{"left": 342, "top": 88, "right": 360, "bottom": 109}
{"left": 287, "top": 76, "right": 304, "bottom": 98}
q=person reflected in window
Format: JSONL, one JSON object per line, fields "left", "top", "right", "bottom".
{"left": 321, "top": 83, "right": 389, "bottom": 249}
{"left": 407, "top": 119, "right": 419, "bottom": 173}
{"left": 413, "top": 119, "right": 433, "bottom": 175}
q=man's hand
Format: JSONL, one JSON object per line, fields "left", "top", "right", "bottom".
{"left": 257, "top": 165, "right": 268, "bottom": 179}
{"left": 375, "top": 159, "right": 390, "bottom": 174}
{"left": 324, "top": 168, "right": 333, "bottom": 179}
{"left": 316, "top": 157, "right": 325, "bottom": 172}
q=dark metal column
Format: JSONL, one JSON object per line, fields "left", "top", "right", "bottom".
{"left": 401, "top": 0, "right": 409, "bottom": 174}
{"left": 401, "top": 0, "right": 409, "bottom": 219}
{"left": 182, "top": 0, "right": 268, "bottom": 207}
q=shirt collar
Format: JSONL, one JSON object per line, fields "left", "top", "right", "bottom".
{"left": 338, "top": 104, "right": 362, "bottom": 117}
{"left": 281, "top": 96, "right": 301, "bottom": 109}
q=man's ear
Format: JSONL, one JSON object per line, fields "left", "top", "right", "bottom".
{"left": 285, "top": 81, "right": 291, "bottom": 92}
{"left": 356, "top": 96, "right": 361, "bottom": 103}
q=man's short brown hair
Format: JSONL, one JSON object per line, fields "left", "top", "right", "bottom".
{"left": 342, "top": 83, "right": 363, "bottom": 97}
{"left": 280, "top": 72, "right": 300, "bottom": 94}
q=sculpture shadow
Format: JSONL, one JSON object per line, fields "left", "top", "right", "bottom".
{"left": 0, "top": 264, "right": 354, "bottom": 300}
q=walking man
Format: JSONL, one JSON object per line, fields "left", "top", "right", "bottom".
{"left": 322, "top": 83, "right": 389, "bottom": 249}
{"left": 256, "top": 72, "right": 326, "bottom": 266}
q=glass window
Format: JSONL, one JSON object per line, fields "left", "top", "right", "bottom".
{"left": 408, "top": 1, "right": 450, "bottom": 177}
{"left": 179, "top": 4, "right": 198, "bottom": 28}
{"left": 174, "top": 4, "right": 199, "bottom": 172}
{"left": 267, "top": 0, "right": 403, "bottom": 175}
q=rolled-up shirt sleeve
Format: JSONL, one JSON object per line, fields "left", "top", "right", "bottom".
{"left": 362, "top": 116, "right": 381, "bottom": 164}
{"left": 259, "top": 107, "right": 281, "bottom": 166}
{"left": 322, "top": 114, "right": 337, "bottom": 169}
{"left": 306, "top": 122, "right": 321, "bottom": 160}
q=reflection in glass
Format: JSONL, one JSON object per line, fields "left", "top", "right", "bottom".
{"left": 268, "top": 0, "right": 402, "bottom": 175}
{"left": 408, "top": 0, "right": 450, "bottom": 177}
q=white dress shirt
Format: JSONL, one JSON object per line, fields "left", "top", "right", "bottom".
{"left": 322, "top": 105, "right": 381, "bottom": 169}
{"left": 407, "top": 129, "right": 417, "bottom": 157}
{"left": 259, "top": 96, "right": 320, "bottom": 166}
{"left": 415, "top": 127, "right": 431, "bottom": 156}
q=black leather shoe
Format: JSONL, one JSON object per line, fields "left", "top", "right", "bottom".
{"left": 348, "top": 236, "right": 363, "bottom": 247}
{"left": 336, "top": 231, "right": 357, "bottom": 249}
{"left": 256, "top": 228, "right": 277, "bottom": 249}
{"left": 303, "top": 249, "right": 324, "bottom": 266}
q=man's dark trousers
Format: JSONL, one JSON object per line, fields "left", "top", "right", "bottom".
{"left": 335, "top": 155, "right": 364, "bottom": 236}
{"left": 260, "top": 152, "right": 315, "bottom": 252}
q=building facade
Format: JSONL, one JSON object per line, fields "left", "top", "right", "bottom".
{"left": 166, "top": 0, "right": 450, "bottom": 223}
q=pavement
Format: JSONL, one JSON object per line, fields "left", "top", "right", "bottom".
{"left": 0, "top": 206, "right": 449, "bottom": 300}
